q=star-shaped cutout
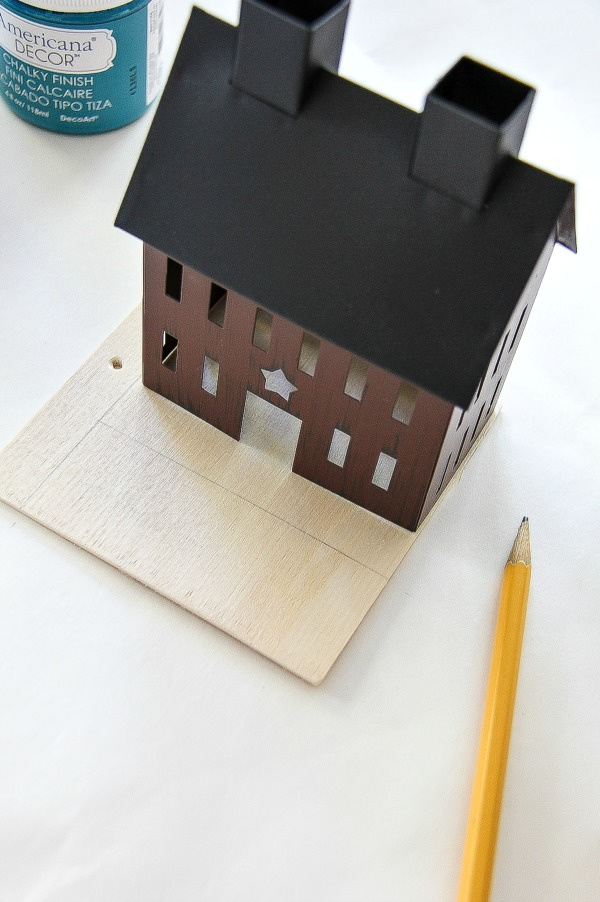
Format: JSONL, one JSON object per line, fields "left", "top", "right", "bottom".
{"left": 261, "top": 368, "right": 298, "bottom": 402}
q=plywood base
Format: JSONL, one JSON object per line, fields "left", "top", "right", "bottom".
{"left": 0, "top": 309, "right": 492, "bottom": 683}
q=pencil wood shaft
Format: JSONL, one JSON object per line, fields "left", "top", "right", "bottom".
{"left": 457, "top": 520, "right": 531, "bottom": 902}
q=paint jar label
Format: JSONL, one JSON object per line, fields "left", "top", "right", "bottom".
{"left": 0, "top": 0, "right": 163, "bottom": 132}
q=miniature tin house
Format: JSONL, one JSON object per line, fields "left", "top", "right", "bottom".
{"left": 117, "top": 0, "right": 575, "bottom": 531}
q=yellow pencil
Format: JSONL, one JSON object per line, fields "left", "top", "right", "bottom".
{"left": 457, "top": 517, "right": 532, "bottom": 902}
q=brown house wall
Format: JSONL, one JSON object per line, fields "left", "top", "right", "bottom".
{"left": 142, "top": 245, "right": 454, "bottom": 530}
{"left": 417, "top": 232, "right": 556, "bottom": 525}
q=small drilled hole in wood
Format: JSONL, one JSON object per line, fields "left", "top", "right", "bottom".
{"left": 298, "top": 332, "right": 320, "bottom": 376}
{"left": 208, "top": 282, "right": 227, "bottom": 327}
{"left": 110, "top": 357, "right": 122, "bottom": 370}
{"left": 372, "top": 451, "right": 396, "bottom": 491}
{"left": 252, "top": 308, "right": 273, "bottom": 352}
{"left": 165, "top": 258, "right": 183, "bottom": 301}
{"left": 344, "top": 357, "right": 369, "bottom": 401}
{"left": 161, "top": 331, "right": 178, "bottom": 371}
{"left": 392, "top": 381, "right": 418, "bottom": 425}
{"left": 202, "top": 355, "right": 219, "bottom": 395}
{"left": 327, "top": 428, "right": 350, "bottom": 468}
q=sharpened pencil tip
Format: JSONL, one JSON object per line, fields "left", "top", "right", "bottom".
{"left": 508, "top": 517, "right": 531, "bottom": 566}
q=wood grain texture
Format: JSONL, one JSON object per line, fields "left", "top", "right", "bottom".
{"left": 0, "top": 308, "right": 490, "bottom": 683}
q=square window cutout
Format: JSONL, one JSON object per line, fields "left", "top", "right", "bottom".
{"left": 208, "top": 282, "right": 227, "bottom": 327}
{"left": 252, "top": 308, "right": 273, "bottom": 352}
{"left": 165, "top": 258, "right": 183, "bottom": 301}
{"left": 161, "top": 331, "right": 178, "bottom": 371}
{"left": 202, "top": 355, "right": 219, "bottom": 396}
{"left": 298, "top": 332, "right": 320, "bottom": 376}
{"left": 327, "top": 428, "right": 350, "bottom": 468}
{"left": 344, "top": 357, "right": 368, "bottom": 401}
{"left": 372, "top": 451, "right": 396, "bottom": 491}
{"left": 392, "top": 381, "right": 418, "bottom": 425}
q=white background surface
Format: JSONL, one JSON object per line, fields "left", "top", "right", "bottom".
{"left": 1, "top": 1, "right": 598, "bottom": 900}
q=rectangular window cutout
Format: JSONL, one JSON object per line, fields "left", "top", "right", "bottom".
{"left": 392, "top": 381, "right": 418, "bottom": 425}
{"left": 453, "top": 429, "right": 469, "bottom": 470}
{"left": 298, "top": 332, "right": 320, "bottom": 376}
{"left": 201, "top": 355, "right": 219, "bottom": 396}
{"left": 487, "top": 378, "right": 502, "bottom": 414}
{"left": 492, "top": 331, "right": 510, "bottom": 376}
{"left": 252, "top": 308, "right": 273, "bottom": 352}
{"left": 436, "top": 453, "right": 452, "bottom": 495}
{"left": 208, "top": 282, "right": 227, "bottom": 327}
{"left": 344, "top": 357, "right": 369, "bottom": 401}
{"left": 471, "top": 403, "right": 485, "bottom": 439}
{"left": 372, "top": 451, "right": 396, "bottom": 491}
{"left": 165, "top": 258, "right": 183, "bottom": 301}
{"left": 509, "top": 306, "right": 528, "bottom": 352}
{"left": 327, "top": 428, "right": 350, "bottom": 468}
{"left": 161, "top": 331, "right": 178, "bottom": 371}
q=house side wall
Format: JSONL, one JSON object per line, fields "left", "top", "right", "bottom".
{"left": 143, "top": 246, "right": 248, "bottom": 436}
{"left": 142, "top": 244, "right": 453, "bottom": 530}
{"left": 417, "top": 232, "right": 557, "bottom": 527}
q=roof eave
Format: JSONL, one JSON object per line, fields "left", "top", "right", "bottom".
{"left": 556, "top": 183, "right": 577, "bottom": 252}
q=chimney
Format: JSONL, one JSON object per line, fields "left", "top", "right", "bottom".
{"left": 410, "top": 57, "right": 535, "bottom": 209}
{"left": 231, "top": 0, "right": 350, "bottom": 116}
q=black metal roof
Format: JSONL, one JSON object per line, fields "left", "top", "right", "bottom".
{"left": 116, "top": 6, "right": 575, "bottom": 409}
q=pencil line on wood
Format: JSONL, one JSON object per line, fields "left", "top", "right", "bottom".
{"left": 22, "top": 378, "right": 137, "bottom": 508}
{"left": 98, "top": 419, "right": 393, "bottom": 577}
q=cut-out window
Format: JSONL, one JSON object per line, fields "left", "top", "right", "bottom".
{"left": 471, "top": 404, "right": 485, "bottom": 439}
{"left": 344, "top": 357, "right": 369, "bottom": 401}
{"left": 201, "top": 355, "right": 219, "bottom": 396}
{"left": 392, "top": 381, "right": 418, "bottom": 425}
{"left": 436, "top": 453, "right": 452, "bottom": 495}
{"left": 509, "top": 306, "right": 528, "bottom": 352}
{"left": 208, "top": 282, "right": 227, "bottom": 327}
{"left": 453, "top": 429, "right": 469, "bottom": 470}
{"left": 487, "top": 378, "right": 503, "bottom": 414}
{"left": 327, "top": 428, "right": 350, "bottom": 468}
{"left": 492, "top": 331, "right": 510, "bottom": 376}
{"left": 298, "top": 332, "right": 320, "bottom": 376}
{"left": 372, "top": 451, "right": 396, "bottom": 491}
{"left": 161, "top": 331, "right": 178, "bottom": 371}
{"left": 252, "top": 308, "right": 273, "bottom": 352}
{"left": 165, "top": 258, "right": 183, "bottom": 301}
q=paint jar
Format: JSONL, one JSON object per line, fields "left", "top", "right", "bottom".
{"left": 0, "top": 0, "right": 163, "bottom": 133}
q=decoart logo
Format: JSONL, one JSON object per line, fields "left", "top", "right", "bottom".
{"left": 0, "top": 8, "right": 116, "bottom": 74}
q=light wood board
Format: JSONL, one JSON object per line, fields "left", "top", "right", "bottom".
{"left": 0, "top": 308, "right": 491, "bottom": 683}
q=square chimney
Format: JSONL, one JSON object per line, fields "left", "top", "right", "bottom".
{"left": 410, "top": 57, "right": 535, "bottom": 209}
{"left": 232, "top": 0, "right": 350, "bottom": 116}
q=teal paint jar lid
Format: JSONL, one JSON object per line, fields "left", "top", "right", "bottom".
{"left": 0, "top": 0, "right": 163, "bottom": 133}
